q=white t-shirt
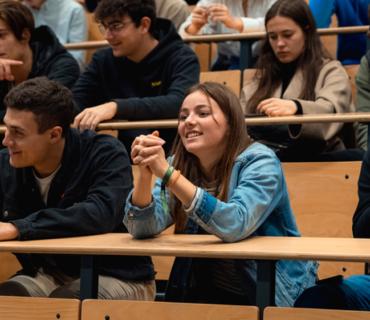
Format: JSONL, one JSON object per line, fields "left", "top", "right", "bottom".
{"left": 33, "top": 165, "right": 61, "bottom": 205}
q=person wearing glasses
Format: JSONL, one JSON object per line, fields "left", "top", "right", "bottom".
{"left": 72, "top": 0, "right": 200, "bottom": 154}
{"left": 0, "top": 0, "right": 80, "bottom": 121}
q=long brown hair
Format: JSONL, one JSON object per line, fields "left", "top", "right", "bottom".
{"left": 170, "top": 82, "right": 251, "bottom": 232}
{"left": 247, "top": 0, "right": 332, "bottom": 112}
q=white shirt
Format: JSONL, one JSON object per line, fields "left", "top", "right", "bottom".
{"left": 179, "top": 0, "right": 276, "bottom": 58}
{"left": 33, "top": 165, "right": 61, "bottom": 205}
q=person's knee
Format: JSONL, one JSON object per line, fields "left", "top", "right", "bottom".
{"left": 294, "top": 283, "right": 348, "bottom": 309}
{"left": 49, "top": 282, "right": 80, "bottom": 299}
{"left": 0, "top": 281, "right": 31, "bottom": 296}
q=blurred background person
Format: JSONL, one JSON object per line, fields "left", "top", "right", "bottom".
{"left": 179, "top": 0, "right": 276, "bottom": 70}
{"left": 23, "top": 0, "right": 87, "bottom": 67}
{"left": 241, "top": 0, "right": 355, "bottom": 161}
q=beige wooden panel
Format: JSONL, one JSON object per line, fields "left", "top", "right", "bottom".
{"left": 200, "top": 70, "right": 241, "bottom": 97}
{"left": 264, "top": 307, "right": 370, "bottom": 320}
{"left": 0, "top": 252, "right": 20, "bottom": 282}
{"left": 344, "top": 64, "right": 360, "bottom": 104}
{"left": 81, "top": 300, "right": 258, "bottom": 320}
{"left": 0, "top": 296, "right": 80, "bottom": 320}
{"left": 283, "top": 161, "right": 364, "bottom": 279}
{"left": 194, "top": 43, "right": 218, "bottom": 72}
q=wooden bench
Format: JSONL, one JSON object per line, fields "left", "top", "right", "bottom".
{"left": 0, "top": 296, "right": 80, "bottom": 320}
{"left": 81, "top": 299, "right": 258, "bottom": 320}
{"left": 264, "top": 306, "right": 370, "bottom": 320}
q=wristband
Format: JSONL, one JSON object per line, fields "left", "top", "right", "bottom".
{"left": 162, "top": 166, "right": 175, "bottom": 186}
{"left": 160, "top": 166, "right": 175, "bottom": 214}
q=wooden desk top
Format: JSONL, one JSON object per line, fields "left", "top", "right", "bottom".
{"left": 64, "top": 26, "right": 369, "bottom": 50}
{"left": 0, "top": 234, "right": 369, "bottom": 262}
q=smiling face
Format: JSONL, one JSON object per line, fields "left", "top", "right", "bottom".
{"left": 266, "top": 15, "right": 305, "bottom": 63}
{"left": 2, "top": 108, "right": 53, "bottom": 170}
{"left": 178, "top": 90, "right": 229, "bottom": 164}
{"left": 100, "top": 15, "right": 148, "bottom": 60}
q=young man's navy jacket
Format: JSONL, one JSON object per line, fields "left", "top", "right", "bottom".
{"left": 0, "top": 128, "right": 154, "bottom": 281}
{"left": 72, "top": 18, "right": 200, "bottom": 151}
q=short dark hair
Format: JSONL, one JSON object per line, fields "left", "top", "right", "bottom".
{"left": 4, "top": 77, "right": 74, "bottom": 136}
{"left": 0, "top": 0, "right": 34, "bottom": 41}
{"left": 95, "top": 0, "right": 156, "bottom": 35}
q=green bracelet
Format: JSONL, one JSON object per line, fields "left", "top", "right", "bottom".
{"left": 161, "top": 166, "right": 175, "bottom": 215}
{"left": 162, "top": 166, "right": 175, "bottom": 186}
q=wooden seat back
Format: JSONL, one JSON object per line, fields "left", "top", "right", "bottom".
{"left": 200, "top": 70, "right": 241, "bottom": 97}
{"left": 264, "top": 306, "right": 370, "bottom": 320}
{"left": 0, "top": 252, "right": 21, "bottom": 282}
{"left": 0, "top": 296, "right": 80, "bottom": 320}
{"left": 283, "top": 161, "right": 363, "bottom": 279}
{"left": 81, "top": 300, "right": 258, "bottom": 320}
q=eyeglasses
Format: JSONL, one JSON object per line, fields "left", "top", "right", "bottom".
{"left": 98, "top": 20, "right": 133, "bottom": 35}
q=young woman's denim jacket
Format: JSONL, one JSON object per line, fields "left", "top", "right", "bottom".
{"left": 124, "top": 143, "right": 318, "bottom": 306}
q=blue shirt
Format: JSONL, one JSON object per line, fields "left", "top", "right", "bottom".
{"left": 26, "top": 0, "right": 87, "bottom": 67}
{"left": 124, "top": 143, "right": 318, "bottom": 306}
{"left": 309, "top": 0, "right": 370, "bottom": 64}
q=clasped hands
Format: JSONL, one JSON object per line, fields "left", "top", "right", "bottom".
{"left": 188, "top": 3, "right": 243, "bottom": 33}
{"left": 131, "top": 132, "right": 169, "bottom": 179}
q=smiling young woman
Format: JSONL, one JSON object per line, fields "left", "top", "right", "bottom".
{"left": 124, "top": 81, "right": 317, "bottom": 306}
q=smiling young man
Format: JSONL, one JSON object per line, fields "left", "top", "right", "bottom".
{"left": 0, "top": 1, "right": 79, "bottom": 120}
{"left": 72, "top": 0, "right": 200, "bottom": 153}
{"left": 0, "top": 77, "right": 155, "bottom": 299}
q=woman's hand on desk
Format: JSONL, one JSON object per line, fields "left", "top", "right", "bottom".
{"left": 0, "top": 222, "right": 19, "bottom": 240}
{"left": 257, "top": 98, "right": 298, "bottom": 117}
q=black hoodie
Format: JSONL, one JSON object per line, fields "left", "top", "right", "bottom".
{"left": 72, "top": 18, "right": 199, "bottom": 150}
{"left": 0, "top": 26, "right": 80, "bottom": 119}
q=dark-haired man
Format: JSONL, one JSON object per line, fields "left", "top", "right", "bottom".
{"left": 0, "top": 77, "right": 155, "bottom": 299}
{"left": 72, "top": 0, "right": 199, "bottom": 153}
{"left": 0, "top": 0, "right": 80, "bottom": 120}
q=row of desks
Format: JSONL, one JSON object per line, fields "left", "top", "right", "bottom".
{"left": 1, "top": 233, "right": 369, "bottom": 309}
{"left": 64, "top": 25, "right": 370, "bottom": 69}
